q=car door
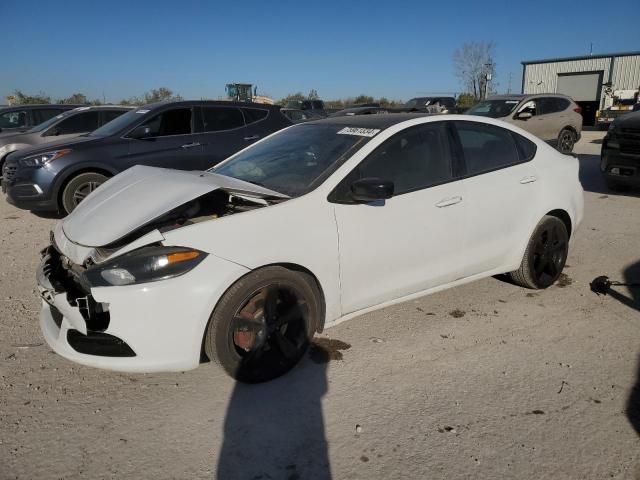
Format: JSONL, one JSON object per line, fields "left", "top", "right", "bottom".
{"left": 453, "top": 120, "right": 541, "bottom": 277}
{"left": 538, "top": 97, "right": 566, "bottom": 143}
{"left": 331, "top": 122, "right": 467, "bottom": 314}
{"left": 197, "top": 106, "right": 250, "bottom": 169}
{"left": 41, "top": 110, "right": 101, "bottom": 142}
{"left": 512, "top": 99, "right": 548, "bottom": 140}
{"left": 125, "top": 106, "right": 205, "bottom": 170}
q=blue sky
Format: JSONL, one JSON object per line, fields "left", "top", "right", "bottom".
{"left": 1, "top": 0, "right": 638, "bottom": 103}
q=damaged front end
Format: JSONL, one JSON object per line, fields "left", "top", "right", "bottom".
{"left": 37, "top": 165, "right": 279, "bottom": 370}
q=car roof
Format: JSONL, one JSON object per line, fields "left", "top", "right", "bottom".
{"left": 308, "top": 112, "right": 432, "bottom": 129}
{"left": 487, "top": 93, "right": 572, "bottom": 101}
{"left": 0, "top": 104, "right": 86, "bottom": 112}
{"left": 141, "top": 100, "right": 282, "bottom": 110}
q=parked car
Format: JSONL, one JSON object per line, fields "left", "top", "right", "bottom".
{"left": 330, "top": 106, "right": 390, "bottom": 117}
{"left": 0, "top": 106, "right": 132, "bottom": 174}
{"left": 0, "top": 104, "right": 85, "bottom": 136}
{"left": 404, "top": 97, "right": 458, "bottom": 113}
{"left": 467, "top": 94, "right": 583, "bottom": 153}
{"left": 36, "top": 113, "right": 583, "bottom": 383}
{"left": 601, "top": 110, "right": 640, "bottom": 190}
{"left": 2, "top": 101, "right": 292, "bottom": 214}
{"left": 286, "top": 99, "right": 327, "bottom": 116}
{"left": 280, "top": 108, "right": 324, "bottom": 123}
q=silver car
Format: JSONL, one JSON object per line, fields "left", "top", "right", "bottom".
{"left": 0, "top": 106, "right": 132, "bottom": 172}
{"left": 467, "top": 94, "right": 583, "bottom": 153}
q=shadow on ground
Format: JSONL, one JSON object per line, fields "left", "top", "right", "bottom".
{"left": 217, "top": 353, "right": 332, "bottom": 479}
{"left": 30, "top": 210, "right": 63, "bottom": 220}
{"left": 577, "top": 154, "right": 640, "bottom": 198}
{"left": 600, "top": 260, "right": 640, "bottom": 437}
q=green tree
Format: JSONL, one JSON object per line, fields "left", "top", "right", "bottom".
{"left": 58, "top": 93, "right": 88, "bottom": 104}
{"left": 456, "top": 93, "right": 477, "bottom": 110}
{"left": 353, "top": 94, "right": 375, "bottom": 105}
{"left": 11, "top": 90, "right": 52, "bottom": 104}
{"left": 278, "top": 92, "right": 306, "bottom": 106}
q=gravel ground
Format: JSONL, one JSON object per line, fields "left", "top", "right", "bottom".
{"left": 1, "top": 130, "right": 639, "bottom": 480}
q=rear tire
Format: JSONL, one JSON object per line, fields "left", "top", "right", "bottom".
{"left": 61, "top": 172, "right": 108, "bottom": 215}
{"left": 204, "top": 266, "right": 322, "bottom": 383}
{"left": 557, "top": 128, "right": 576, "bottom": 154}
{"left": 509, "top": 215, "right": 569, "bottom": 289}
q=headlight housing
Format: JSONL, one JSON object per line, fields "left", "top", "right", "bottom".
{"left": 19, "top": 149, "right": 72, "bottom": 167}
{"left": 81, "top": 246, "right": 207, "bottom": 288}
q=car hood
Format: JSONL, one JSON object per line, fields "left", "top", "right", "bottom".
{"left": 8, "top": 135, "right": 100, "bottom": 159}
{"left": 614, "top": 111, "right": 640, "bottom": 128}
{"left": 62, "top": 165, "right": 289, "bottom": 247}
{"left": 0, "top": 131, "right": 35, "bottom": 146}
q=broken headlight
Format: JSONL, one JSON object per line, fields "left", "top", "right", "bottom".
{"left": 81, "top": 246, "right": 207, "bottom": 287}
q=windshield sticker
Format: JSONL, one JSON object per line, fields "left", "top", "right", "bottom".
{"left": 337, "top": 127, "right": 381, "bottom": 137}
{"left": 135, "top": 109, "right": 150, "bottom": 114}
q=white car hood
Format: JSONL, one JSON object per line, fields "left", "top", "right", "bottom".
{"left": 62, "top": 165, "right": 288, "bottom": 247}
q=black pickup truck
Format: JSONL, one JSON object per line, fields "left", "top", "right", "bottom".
{"left": 601, "top": 111, "right": 640, "bottom": 190}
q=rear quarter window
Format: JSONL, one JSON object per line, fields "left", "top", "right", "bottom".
{"left": 241, "top": 108, "right": 269, "bottom": 124}
{"left": 455, "top": 121, "right": 522, "bottom": 176}
{"left": 512, "top": 132, "right": 537, "bottom": 161}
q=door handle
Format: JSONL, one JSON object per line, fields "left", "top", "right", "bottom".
{"left": 244, "top": 135, "right": 260, "bottom": 141}
{"left": 181, "top": 142, "right": 201, "bottom": 149}
{"left": 519, "top": 175, "right": 538, "bottom": 184}
{"left": 435, "top": 196, "right": 462, "bottom": 208}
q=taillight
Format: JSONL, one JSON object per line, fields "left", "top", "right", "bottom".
{"left": 574, "top": 106, "right": 582, "bottom": 115}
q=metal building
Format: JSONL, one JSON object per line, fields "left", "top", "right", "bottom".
{"left": 521, "top": 51, "right": 640, "bottom": 125}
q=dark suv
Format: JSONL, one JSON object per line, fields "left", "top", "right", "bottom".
{"left": 601, "top": 111, "right": 640, "bottom": 190}
{"left": 2, "top": 101, "right": 293, "bottom": 214}
{"left": 0, "top": 106, "right": 131, "bottom": 173}
{"left": 0, "top": 104, "right": 85, "bottom": 136}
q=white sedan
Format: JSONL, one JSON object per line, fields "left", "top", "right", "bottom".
{"left": 37, "top": 114, "right": 584, "bottom": 382}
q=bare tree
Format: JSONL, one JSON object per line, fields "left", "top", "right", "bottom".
{"left": 453, "top": 42, "right": 496, "bottom": 100}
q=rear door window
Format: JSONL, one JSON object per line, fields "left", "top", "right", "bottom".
{"left": 454, "top": 121, "right": 522, "bottom": 176}
{"left": 33, "top": 109, "right": 64, "bottom": 125}
{"left": 200, "top": 107, "right": 245, "bottom": 132}
{"left": 138, "top": 108, "right": 192, "bottom": 137}
{"left": 54, "top": 111, "right": 101, "bottom": 135}
{"left": 101, "top": 109, "right": 127, "bottom": 125}
{"left": 241, "top": 108, "right": 269, "bottom": 124}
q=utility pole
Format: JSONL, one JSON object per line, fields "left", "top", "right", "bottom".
{"left": 484, "top": 63, "right": 493, "bottom": 99}
{"left": 507, "top": 72, "right": 512, "bottom": 94}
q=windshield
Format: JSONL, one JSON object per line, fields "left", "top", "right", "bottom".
{"left": 467, "top": 100, "right": 521, "bottom": 118}
{"left": 210, "top": 124, "right": 374, "bottom": 197}
{"left": 27, "top": 110, "right": 74, "bottom": 133}
{"left": 89, "top": 108, "right": 141, "bottom": 137}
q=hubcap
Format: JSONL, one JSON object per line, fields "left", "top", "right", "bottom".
{"left": 532, "top": 225, "right": 567, "bottom": 287}
{"left": 72, "top": 181, "right": 102, "bottom": 206}
{"left": 560, "top": 131, "right": 574, "bottom": 153}
{"left": 231, "top": 284, "right": 309, "bottom": 375}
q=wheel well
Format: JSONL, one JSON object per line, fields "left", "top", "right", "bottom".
{"left": 546, "top": 209, "right": 572, "bottom": 238}
{"left": 199, "top": 262, "right": 327, "bottom": 364}
{"left": 56, "top": 167, "right": 113, "bottom": 210}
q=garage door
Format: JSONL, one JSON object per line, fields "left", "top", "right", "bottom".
{"left": 556, "top": 72, "right": 602, "bottom": 101}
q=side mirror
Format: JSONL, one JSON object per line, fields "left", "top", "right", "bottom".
{"left": 350, "top": 177, "right": 394, "bottom": 203}
{"left": 129, "top": 125, "right": 152, "bottom": 139}
{"left": 516, "top": 111, "right": 532, "bottom": 120}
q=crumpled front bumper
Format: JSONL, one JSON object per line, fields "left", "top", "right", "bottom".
{"left": 37, "top": 244, "right": 250, "bottom": 373}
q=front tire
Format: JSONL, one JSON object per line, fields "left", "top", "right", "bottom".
{"left": 557, "top": 128, "right": 576, "bottom": 154}
{"left": 61, "top": 172, "right": 108, "bottom": 215}
{"left": 509, "top": 215, "right": 569, "bottom": 289}
{"left": 204, "top": 266, "right": 322, "bottom": 383}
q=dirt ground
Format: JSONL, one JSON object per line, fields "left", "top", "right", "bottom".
{"left": 1, "top": 130, "right": 639, "bottom": 480}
